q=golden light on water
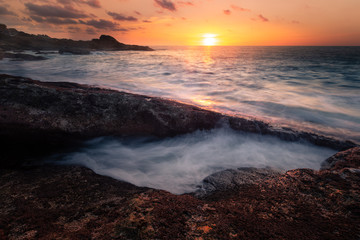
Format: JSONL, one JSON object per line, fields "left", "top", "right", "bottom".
{"left": 192, "top": 96, "right": 217, "bottom": 107}
{"left": 202, "top": 34, "right": 218, "bottom": 46}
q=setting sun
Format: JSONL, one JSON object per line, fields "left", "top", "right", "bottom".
{"left": 202, "top": 34, "right": 218, "bottom": 46}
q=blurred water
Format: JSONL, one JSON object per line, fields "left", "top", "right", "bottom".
{"left": 59, "top": 128, "right": 336, "bottom": 194}
{"left": 1, "top": 46, "right": 359, "bottom": 141}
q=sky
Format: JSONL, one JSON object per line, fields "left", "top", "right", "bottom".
{"left": 1, "top": 0, "right": 360, "bottom": 46}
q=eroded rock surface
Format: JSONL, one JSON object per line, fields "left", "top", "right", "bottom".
{"left": 195, "top": 167, "right": 282, "bottom": 197}
{"left": 0, "top": 148, "right": 359, "bottom": 239}
{"left": 0, "top": 74, "right": 357, "bottom": 167}
{"left": 321, "top": 146, "right": 360, "bottom": 170}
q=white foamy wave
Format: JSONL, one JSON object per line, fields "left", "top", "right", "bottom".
{"left": 57, "top": 128, "right": 336, "bottom": 194}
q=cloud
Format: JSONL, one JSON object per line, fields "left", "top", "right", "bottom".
{"left": 80, "top": 19, "right": 130, "bottom": 32}
{"left": 57, "top": 0, "right": 101, "bottom": 8}
{"left": 231, "top": 5, "right": 251, "bottom": 12}
{"left": 154, "top": 0, "right": 176, "bottom": 12}
{"left": 30, "top": 15, "right": 78, "bottom": 25}
{"left": 177, "top": 1, "right": 193, "bottom": 6}
{"left": 68, "top": 26, "right": 81, "bottom": 33}
{"left": 258, "top": 14, "right": 269, "bottom": 22}
{"left": 143, "top": 20, "right": 152, "bottom": 23}
{"left": 86, "top": 27, "right": 96, "bottom": 34}
{"left": 223, "top": 9, "right": 231, "bottom": 15}
{"left": 25, "top": 3, "right": 89, "bottom": 19}
{"left": 292, "top": 20, "right": 300, "bottom": 24}
{"left": 85, "top": 0, "right": 101, "bottom": 8}
{"left": 107, "top": 12, "right": 138, "bottom": 21}
{"left": 0, "top": 6, "right": 17, "bottom": 16}
{"left": 134, "top": 11, "right": 141, "bottom": 16}
{"left": 80, "top": 19, "right": 117, "bottom": 29}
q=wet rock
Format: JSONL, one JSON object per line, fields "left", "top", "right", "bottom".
{"left": 59, "top": 47, "right": 91, "bottom": 55}
{"left": 195, "top": 167, "right": 282, "bottom": 197}
{"left": 0, "top": 74, "right": 222, "bottom": 167}
{"left": 0, "top": 74, "right": 357, "bottom": 167}
{"left": 2, "top": 52, "right": 47, "bottom": 61}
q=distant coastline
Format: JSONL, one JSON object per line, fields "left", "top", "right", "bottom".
{"left": 0, "top": 23, "right": 152, "bottom": 61}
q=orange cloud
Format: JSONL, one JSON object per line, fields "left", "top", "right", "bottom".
{"left": 258, "top": 14, "right": 269, "bottom": 22}
{"left": 230, "top": 5, "right": 250, "bottom": 12}
{"left": 223, "top": 9, "right": 231, "bottom": 15}
{"left": 154, "top": 0, "right": 176, "bottom": 12}
{"left": 107, "top": 12, "right": 138, "bottom": 21}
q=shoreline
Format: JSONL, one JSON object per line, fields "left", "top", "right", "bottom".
{"left": 0, "top": 74, "right": 357, "bottom": 167}
{"left": 0, "top": 73, "right": 359, "bottom": 238}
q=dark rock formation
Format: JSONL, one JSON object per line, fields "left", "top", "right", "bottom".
{"left": 321, "top": 146, "right": 360, "bottom": 170}
{"left": 0, "top": 24, "right": 153, "bottom": 52}
{"left": 90, "top": 35, "right": 126, "bottom": 50}
{"left": 0, "top": 74, "right": 357, "bottom": 167}
{"left": 0, "top": 147, "right": 359, "bottom": 239}
{"left": 2, "top": 52, "right": 47, "bottom": 61}
{"left": 0, "top": 74, "right": 222, "bottom": 167}
{"left": 59, "top": 47, "right": 91, "bottom": 55}
{"left": 195, "top": 167, "right": 282, "bottom": 197}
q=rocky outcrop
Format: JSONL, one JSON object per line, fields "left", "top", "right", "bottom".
{"left": 1, "top": 52, "right": 48, "bottom": 61}
{"left": 0, "top": 24, "right": 153, "bottom": 53}
{"left": 0, "top": 74, "right": 357, "bottom": 167}
{"left": 321, "top": 146, "right": 360, "bottom": 170}
{"left": 58, "top": 47, "right": 91, "bottom": 55}
{"left": 0, "top": 147, "right": 359, "bottom": 239}
{"left": 195, "top": 167, "right": 282, "bottom": 197}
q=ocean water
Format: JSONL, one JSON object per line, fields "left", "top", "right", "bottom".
{"left": 58, "top": 128, "right": 336, "bottom": 194}
{"left": 1, "top": 46, "right": 359, "bottom": 193}
{"left": 1, "top": 46, "right": 359, "bottom": 142}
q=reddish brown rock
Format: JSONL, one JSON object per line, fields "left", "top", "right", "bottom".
{"left": 321, "top": 146, "right": 360, "bottom": 170}
{"left": 0, "top": 148, "right": 359, "bottom": 239}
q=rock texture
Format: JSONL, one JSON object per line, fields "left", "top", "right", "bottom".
{"left": 195, "top": 167, "right": 282, "bottom": 197}
{"left": 0, "top": 24, "right": 153, "bottom": 53}
{"left": 321, "top": 146, "right": 360, "bottom": 170}
{"left": 0, "top": 147, "right": 359, "bottom": 239}
{"left": 1, "top": 52, "right": 48, "bottom": 61}
{"left": 0, "top": 74, "right": 357, "bottom": 167}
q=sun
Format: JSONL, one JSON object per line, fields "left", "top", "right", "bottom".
{"left": 202, "top": 34, "right": 218, "bottom": 46}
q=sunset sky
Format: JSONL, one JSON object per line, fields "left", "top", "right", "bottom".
{"left": 1, "top": 0, "right": 359, "bottom": 46}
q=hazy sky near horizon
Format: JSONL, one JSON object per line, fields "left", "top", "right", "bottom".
{"left": 1, "top": 0, "right": 359, "bottom": 46}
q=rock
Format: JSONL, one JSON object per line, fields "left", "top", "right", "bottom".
{"left": 0, "top": 147, "right": 359, "bottom": 239}
{"left": 0, "top": 74, "right": 357, "bottom": 167}
{"left": 195, "top": 167, "right": 282, "bottom": 197}
{"left": 0, "top": 24, "right": 6, "bottom": 32}
{"left": 90, "top": 34, "right": 153, "bottom": 51}
{"left": 59, "top": 47, "right": 91, "bottom": 55}
{"left": 0, "top": 24, "right": 153, "bottom": 51}
{"left": 35, "top": 51, "right": 59, "bottom": 55}
{"left": 0, "top": 74, "right": 222, "bottom": 167}
{"left": 321, "top": 146, "right": 360, "bottom": 170}
{"left": 2, "top": 52, "right": 48, "bottom": 61}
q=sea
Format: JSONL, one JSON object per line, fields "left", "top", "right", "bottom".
{"left": 1, "top": 46, "right": 359, "bottom": 193}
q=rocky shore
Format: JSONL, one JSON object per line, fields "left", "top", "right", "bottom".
{"left": 0, "top": 74, "right": 359, "bottom": 239}
{"left": 0, "top": 24, "right": 152, "bottom": 61}
{"left": 0, "top": 74, "right": 356, "bottom": 167}
{"left": 0, "top": 147, "right": 359, "bottom": 239}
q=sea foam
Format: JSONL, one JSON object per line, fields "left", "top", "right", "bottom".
{"left": 58, "top": 127, "right": 336, "bottom": 194}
